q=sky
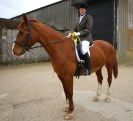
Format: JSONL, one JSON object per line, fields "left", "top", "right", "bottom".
{"left": 0, "top": 0, "right": 61, "bottom": 19}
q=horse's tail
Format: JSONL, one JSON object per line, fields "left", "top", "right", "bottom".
{"left": 113, "top": 59, "right": 118, "bottom": 78}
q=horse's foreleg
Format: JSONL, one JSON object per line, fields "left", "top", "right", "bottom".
{"left": 63, "top": 75, "right": 74, "bottom": 120}
{"left": 63, "top": 99, "right": 69, "bottom": 112}
{"left": 93, "top": 69, "right": 103, "bottom": 102}
{"left": 57, "top": 75, "right": 69, "bottom": 112}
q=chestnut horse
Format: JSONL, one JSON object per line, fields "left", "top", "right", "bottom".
{"left": 13, "top": 14, "right": 118, "bottom": 120}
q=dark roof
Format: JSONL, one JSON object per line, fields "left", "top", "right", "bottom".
{"left": 0, "top": 18, "right": 19, "bottom": 29}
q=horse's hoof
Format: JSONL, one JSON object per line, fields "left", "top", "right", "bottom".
{"left": 92, "top": 97, "right": 99, "bottom": 102}
{"left": 64, "top": 113, "right": 73, "bottom": 120}
{"left": 104, "top": 97, "right": 110, "bottom": 103}
{"left": 63, "top": 107, "right": 69, "bottom": 112}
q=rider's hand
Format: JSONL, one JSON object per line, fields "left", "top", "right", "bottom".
{"left": 73, "top": 32, "right": 80, "bottom": 36}
{"left": 66, "top": 32, "right": 80, "bottom": 38}
{"left": 66, "top": 33, "right": 71, "bottom": 38}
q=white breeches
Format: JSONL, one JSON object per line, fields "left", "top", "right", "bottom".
{"left": 81, "top": 40, "right": 90, "bottom": 55}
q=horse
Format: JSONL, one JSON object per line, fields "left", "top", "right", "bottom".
{"left": 13, "top": 14, "right": 118, "bottom": 120}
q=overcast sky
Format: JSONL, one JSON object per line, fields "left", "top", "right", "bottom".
{"left": 0, "top": 0, "right": 61, "bottom": 19}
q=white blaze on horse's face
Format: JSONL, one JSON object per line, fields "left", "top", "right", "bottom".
{"left": 12, "top": 43, "right": 15, "bottom": 55}
{"left": 13, "top": 44, "right": 25, "bottom": 56}
{"left": 12, "top": 42, "right": 24, "bottom": 58}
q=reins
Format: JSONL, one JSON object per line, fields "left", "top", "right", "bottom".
{"left": 42, "top": 37, "right": 69, "bottom": 47}
{"left": 15, "top": 36, "right": 69, "bottom": 51}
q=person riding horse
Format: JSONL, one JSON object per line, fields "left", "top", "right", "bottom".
{"left": 13, "top": 14, "right": 118, "bottom": 120}
{"left": 69, "top": 2, "right": 93, "bottom": 75}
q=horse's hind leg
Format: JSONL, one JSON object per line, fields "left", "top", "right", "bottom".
{"left": 93, "top": 68, "right": 103, "bottom": 102}
{"left": 105, "top": 65, "right": 113, "bottom": 102}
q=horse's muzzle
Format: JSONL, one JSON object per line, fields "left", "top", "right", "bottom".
{"left": 12, "top": 42, "right": 25, "bottom": 56}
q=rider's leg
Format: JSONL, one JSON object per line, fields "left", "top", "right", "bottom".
{"left": 81, "top": 40, "right": 91, "bottom": 75}
{"left": 84, "top": 53, "right": 91, "bottom": 75}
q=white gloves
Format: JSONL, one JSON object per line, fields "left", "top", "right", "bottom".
{"left": 66, "top": 33, "right": 71, "bottom": 38}
{"left": 74, "top": 32, "right": 80, "bottom": 36}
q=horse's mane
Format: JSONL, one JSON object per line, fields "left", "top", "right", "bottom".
{"left": 19, "top": 18, "right": 66, "bottom": 40}
{"left": 19, "top": 19, "right": 38, "bottom": 28}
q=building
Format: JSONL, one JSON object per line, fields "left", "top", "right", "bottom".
{"left": 0, "top": 0, "right": 133, "bottom": 64}
{"left": 117, "top": 0, "right": 133, "bottom": 63}
{"left": 0, "top": 18, "right": 49, "bottom": 65}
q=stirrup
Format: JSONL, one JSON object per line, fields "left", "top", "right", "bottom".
{"left": 82, "top": 69, "right": 90, "bottom": 75}
{"left": 85, "top": 69, "right": 91, "bottom": 75}
{"left": 88, "top": 69, "right": 91, "bottom": 75}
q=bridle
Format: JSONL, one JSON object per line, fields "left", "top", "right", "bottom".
{"left": 14, "top": 20, "right": 69, "bottom": 52}
{"left": 14, "top": 21, "right": 42, "bottom": 52}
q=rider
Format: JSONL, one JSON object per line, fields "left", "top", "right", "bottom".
{"left": 71, "top": 2, "right": 93, "bottom": 75}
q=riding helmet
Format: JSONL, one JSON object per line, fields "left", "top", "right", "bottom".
{"left": 78, "top": 2, "right": 88, "bottom": 9}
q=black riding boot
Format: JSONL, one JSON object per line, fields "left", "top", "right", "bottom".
{"left": 83, "top": 53, "right": 91, "bottom": 75}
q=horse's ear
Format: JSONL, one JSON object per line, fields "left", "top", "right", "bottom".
{"left": 22, "top": 13, "right": 28, "bottom": 25}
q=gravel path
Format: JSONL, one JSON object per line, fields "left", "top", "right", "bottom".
{"left": 0, "top": 62, "right": 133, "bottom": 121}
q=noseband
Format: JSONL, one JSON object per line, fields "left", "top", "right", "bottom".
{"left": 14, "top": 21, "right": 42, "bottom": 52}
